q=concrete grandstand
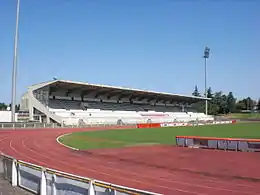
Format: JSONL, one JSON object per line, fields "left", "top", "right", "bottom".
{"left": 20, "top": 80, "right": 213, "bottom": 126}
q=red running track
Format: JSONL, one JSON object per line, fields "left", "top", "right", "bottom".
{"left": 0, "top": 127, "right": 260, "bottom": 195}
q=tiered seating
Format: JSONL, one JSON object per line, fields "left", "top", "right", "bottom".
{"left": 49, "top": 99, "right": 81, "bottom": 110}
{"left": 47, "top": 99, "right": 214, "bottom": 125}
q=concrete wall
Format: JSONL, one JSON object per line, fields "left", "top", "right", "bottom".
{"left": 0, "top": 111, "right": 18, "bottom": 122}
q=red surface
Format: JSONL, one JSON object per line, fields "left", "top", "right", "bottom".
{"left": 0, "top": 127, "right": 260, "bottom": 195}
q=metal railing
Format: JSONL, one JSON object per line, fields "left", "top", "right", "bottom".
{"left": 0, "top": 122, "right": 61, "bottom": 129}
{"left": 0, "top": 153, "right": 161, "bottom": 195}
{"left": 0, "top": 122, "right": 137, "bottom": 129}
{"left": 0, "top": 119, "right": 232, "bottom": 129}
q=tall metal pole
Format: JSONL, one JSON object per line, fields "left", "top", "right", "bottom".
{"left": 11, "top": 0, "right": 21, "bottom": 122}
{"left": 204, "top": 57, "right": 208, "bottom": 115}
{"left": 203, "top": 46, "right": 210, "bottom": 116}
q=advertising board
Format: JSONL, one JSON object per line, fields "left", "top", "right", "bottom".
{"left": 176, "top": 136, "right": 260, "bottom": 152}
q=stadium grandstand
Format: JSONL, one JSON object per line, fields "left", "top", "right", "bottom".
{"left": 19, "top": 80, "right": 214, "bottom": 126}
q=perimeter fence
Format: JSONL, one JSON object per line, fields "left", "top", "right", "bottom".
{"left": 0, "top": 154, "right": 161, "bottom": 195}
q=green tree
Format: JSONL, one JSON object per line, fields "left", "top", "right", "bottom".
{"left": 220, "top": 94, "right": 229, "bottom": 114}
{"left": 8, "top": 104, "right": 20, "bottom": 112}
{"left": 192, "top": 85, "right": 200, "bottom": 97}
{"left": 227, "top": 92, "right": 236, "bottom": 113}
{"left": 236, "top": 100, "right": 246, "bottom": 111}
{"left": 257, "top": 99, "right": 260, "bottom": 111}
{"left": 207, "top": 87, "right": 213, "bottom": 98}
{"left": 206, "top": 88, "right": 217, "bottom": 115}
{"left": 243, "top": 97, "right": 254, "bottom": 110}
{"left": 235, "top": 97, "right": 254, "bottom": 112}
{"left": 0, "top": 103, "right": 7, "bottom": 111}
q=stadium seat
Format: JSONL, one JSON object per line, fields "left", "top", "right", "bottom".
{"left": 45, "top": 99, "right": 213, "bottom": 125}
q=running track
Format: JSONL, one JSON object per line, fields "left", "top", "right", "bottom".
{"left": 0, "top": 127, "right": 260, "bottom": 195}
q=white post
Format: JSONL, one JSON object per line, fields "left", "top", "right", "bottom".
{"left": 0, "top": 157, "right": 3, "bottom": 175}
{"left": 40, "top": 168, "right": 47, "bottom": 195}
{"left": 88, "top": 180, "right": 95, "bottom": 195}
{"left": 17, "top": 163, "right": 21, "bottom": 185}
{"left": 111, "top": 188, "right": 117, "bottom": 195}
{"left": 51, "top": 174, "right": 56, "bottom": 195}
{"left": 11, "top": 159, "right": 18, "bottom": 186}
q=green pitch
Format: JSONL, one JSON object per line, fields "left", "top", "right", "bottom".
{"left": 59, "top": 123, "right": 260, "bottom": 150}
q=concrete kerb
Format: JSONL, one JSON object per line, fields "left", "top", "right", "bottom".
{"left": 56, "top": 133, "right": 79, "bottom": 151}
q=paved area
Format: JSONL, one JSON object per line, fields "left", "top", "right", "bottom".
{"left": 0, "top": 175, "right": 32, "bottom": 195}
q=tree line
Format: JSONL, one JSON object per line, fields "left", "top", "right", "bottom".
{"left": 0, "top": 103, "right": 20, "bottom": 111}
{"left": 192, "top": 85, "right": 260, "bottom": 115}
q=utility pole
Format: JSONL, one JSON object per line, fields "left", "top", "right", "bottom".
{"left": 11, "top": 0, "right": 21, "bottom": 122}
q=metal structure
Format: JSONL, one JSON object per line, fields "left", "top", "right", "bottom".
{"left": 203, "top": 46, "right": 210, "bottom": 115}
{"left": 11, "top": 0, "right": 21, "bottom": 122}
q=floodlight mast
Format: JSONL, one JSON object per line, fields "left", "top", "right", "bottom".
{"left": 11, "top": 0, "right": 21, "bottom": 122}
{"left": 203, "top": 46, "right": 210, "bottom": 115}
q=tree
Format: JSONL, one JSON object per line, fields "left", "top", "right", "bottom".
{"left": 7, "top": 104, "right": 20, "bottom": 112}
{"left": 192, "top": 85, "right": 200, "bottom": 97}
{"left": 206, "top": 88, "right": 217, "bottom": 115}
{"left": 236, "top": 100, "right": 246, "bottom": 111}
{"left": 220, "top": 94, "right": 229, "bottom": 114}
{"left": 207, "top": 87, "right": 213, "bottom": 99}
{"left": 0, "top": 103, "right": 7, "bottom": 111}
{"left": 191, "top": 87, "right": 256, "bottom": 115}
{"left": 246, "top": 97, "right": 254, "bottom": 110}
{"left": 257, "top": 99, "right": 260, "bottom": 111}
{"left": 235, "top": 97, "right": 255, "bottom": 112}
{"left": 227, "top": 92, "right": 236, "bottom": 113}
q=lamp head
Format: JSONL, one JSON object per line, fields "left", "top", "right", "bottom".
{"left": 204, "top": 46, "right": 210, "bottom": 59}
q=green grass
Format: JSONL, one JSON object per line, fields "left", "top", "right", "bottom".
{"left": 229, "top": 113, "right": 260, "bottom": 119}
{"left": 59, "top": 123, "right": 260, "bottom": 150}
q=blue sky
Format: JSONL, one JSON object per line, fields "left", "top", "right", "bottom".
{"left": 0, "top": 1, "right": 259, "bottom": 103}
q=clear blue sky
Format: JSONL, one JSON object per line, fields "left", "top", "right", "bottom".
{"left": 1, "top": 1, "right": 259, "bottom": 103}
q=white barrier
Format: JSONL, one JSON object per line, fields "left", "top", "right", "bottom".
{"left": 176, "top": 136, "right": 260, "bottom": 152}
{"left": 160, "top": 120, "right": 235, "bottom": 128}
{"left": 0, "top": 154, "right": 162, "bottom": 195}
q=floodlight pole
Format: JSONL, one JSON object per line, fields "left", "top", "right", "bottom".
{"left": 11, "top": 0, "right": 21, "bottom": 122}
{"left": 203, "top": 47, "right": 210, "bottom": 116}
{"left": 204, "top": 57, "right": 208, "bottom": 115}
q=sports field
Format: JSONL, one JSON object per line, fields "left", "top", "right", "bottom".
{"left": 59, "top": 123, "right": 260, "bottom": 150}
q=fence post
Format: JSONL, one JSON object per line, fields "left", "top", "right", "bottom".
{"left": 111, "top": 187, "right": 117, "bottom": 195}
{"left": 17, "top": 163, "right": 21, "bottom": 185}
{"left": 11, "top": 159, "right": 18, "bottom": 186}
{"left": 0, "top": 155, "right": 3, "bottom": 174}
{"left": 40, "top": 168, "right": 47, "bottom": 195}
{"left": 51, "top": 174, "right": 57, "bottom": 195}
{"left": 88, "top": 180, "right": 95, "bottom": 195}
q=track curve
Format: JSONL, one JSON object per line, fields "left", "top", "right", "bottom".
{"left": 0, "top": 127, "right": 260, "bottom": 195}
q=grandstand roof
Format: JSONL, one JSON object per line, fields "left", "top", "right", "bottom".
{"left": 34, "top": 80, "right": 210, "bottom": 104}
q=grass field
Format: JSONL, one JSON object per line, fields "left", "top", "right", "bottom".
{"left": 228, "top": 113, "right": 260, "bottom": 119}
{"left": 59, "top": 123, "right": 260, "bottom": 150}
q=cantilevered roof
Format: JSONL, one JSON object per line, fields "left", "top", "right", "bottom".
{"left": 35, "top": 79, "right": 209, "bottom": 104}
